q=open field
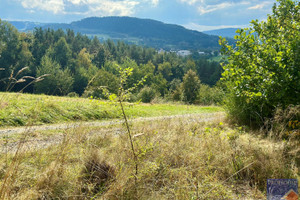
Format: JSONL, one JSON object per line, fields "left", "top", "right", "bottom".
{"left": 0, "top": 92, "right": 298, "bottom": 199}
{"left": 0, "top": 114, "right": 298, "bottom": 199}
{"left": 0, "top": 92, "right": 223, "bottom": 127}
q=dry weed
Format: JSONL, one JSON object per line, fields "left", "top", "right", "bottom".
{"left": 0, "top": 115, "right": 298, "bottom": 199}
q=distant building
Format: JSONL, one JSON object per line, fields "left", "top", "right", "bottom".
{"left": 158, "top": 49, "right": 165, "bottom": 54}
{"left": 177, "top": 50, "right": 191, "bottom": 57}
{"left": 198, "top": 51, "right": 205, "bottom": 55}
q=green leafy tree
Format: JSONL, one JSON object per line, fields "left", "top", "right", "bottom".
{"left": 150, "top": 73, "right": 168, "bottom": 96}
{"left": 72, "top": 48, "right": 97, "bottom": 94}
{"left": 138, "top": 86, "right": 157, "bottom": 103}
{"left": 182, "top": 69, "right": 201, "bottom": 104}
{"left": 90, "top": 36, "right": 101, "bottom": 54}
{"left": 105, "top": 39, "right": 117, "bottom": 60}
{"left": 0, "top": 19, "right": 20, "bottom": 89}
{"left": 196, "top": 84, "right": 224, "bottom": 105}
{"left": 35, "top": 55, "right": 73, "bottom": 95}
{"left": 31, "top": 28, "right": 57, "bottom": 67}
{"left": 93, "top": 45, "right": 106, "bottom": 68}
{"left": 158, "top": 62, "right": 173, "bottom": 81}
{"left": 82, "top": 69, "right": 119, "bottom": 98}
{"left": 52, "top": 37, "right": 72, "bottom": 68}
{"left": 220, "top": 0, "right": 300, "bottom": 126}
{"left": 73, "top": 48, "right": 98, "bottom": 95}
{"left": 73, "top": 65, "right": 98, "bottom": 96}
{"left": 168, "top": 78, "right": 183, "bottom": 101}
{"left": 13, "top": 39, "right": 34, "bottom": 92}
{"left": 183, "top": 59, "right": 197, "bottom": 73}
{"left": 76, "top": 48, "right": 93, "bottom": 69}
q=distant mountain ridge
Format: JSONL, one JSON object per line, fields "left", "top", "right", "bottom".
{"left": 7, "top": 21, "right": 47, "bottom": 31}
{"left": 7, "top": 17, "right": 234, "bottom": 50}
{"left": 203, "top": 28, "right": 239, "bottom": 38}
{"left": 42, "top": 17, "right": 223, "bottom": 50}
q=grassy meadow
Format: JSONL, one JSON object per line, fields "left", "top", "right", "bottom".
{"left": 0, "top": 92, "right": 223, "bottom": 127}
{"left": 0, "top": 92, "right": 299, "bottom": 199}
{"left": 0, "top": 115, "right": 298, "bottom": 199}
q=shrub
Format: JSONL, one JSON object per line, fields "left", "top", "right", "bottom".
{"left": 196, "top": 84, "right": 224, "bottom": 105}
{"left": 67, "top": 92, "right": 79, "bottom": 98}
{"left": 82, "top": 85, "right": 106, "bottom": 99}
{"left": 220, "top": 0, "right": 300, "bottom": 127}
{"left": 138, "top": 86, "right": 157, "bottom": 103}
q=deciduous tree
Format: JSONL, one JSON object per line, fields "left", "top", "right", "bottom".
{"left": 182, "top": 69, "right": 201, "bottom": 104}
{"left": 220, "top": 0, "right": 300, "bottom": 126}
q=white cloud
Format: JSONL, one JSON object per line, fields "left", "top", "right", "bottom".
{"left": 19, "top": 0, "right": 143, "bottom": 16}
{"left": 87, "top": 0, "right": 140, "bottom": 16}
{"left": 197, "top": 2, "right": 233, "bottom": 15}
{"left": 151, "top": 0, "right": 159, "bottom": 7}
{"left": 179, "top": 0, "right": 253, "bottom": 15}
{"left": 67, "top": 0, "right": 83, "bottom": 5}
{"left": 240, "top": 1, "right": 251, "bottom": 5}
{"left": 248, "top": 2, "right": 271, "bottom": 10}
{"left": 20, "top": 0, "right": 64, "bottom": 14}
{"left": 179, "top": 0, "right": 202, "bottom": 5}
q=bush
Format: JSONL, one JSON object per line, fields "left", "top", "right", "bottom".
{"left": 138, "top": 86, "right": 157, "bottom": 103}
{"left": 82, "top": 86, "right": 106, "bottom": 99}
{"left": 220, "top": 0, "right": 300, "bottom": 127}
{"left": 67, "top": 92, "right": 79, "bottom": 98}
{"left": 196, "top": 84, "right": 224, "bottom": 105}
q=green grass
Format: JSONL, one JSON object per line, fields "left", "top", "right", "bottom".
{"left": 0, "top": 92, "right": 223, "bottom": 127}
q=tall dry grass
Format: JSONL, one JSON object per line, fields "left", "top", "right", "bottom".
{"left": 0, "top": 114, "right": 298, "bottom": 199}
{"left": 0, "top": 67, "right": 49, "bottom": 199}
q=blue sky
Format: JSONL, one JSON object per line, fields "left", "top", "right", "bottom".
{"left": 0, "top": 0, "right": 277, "bottom": 31}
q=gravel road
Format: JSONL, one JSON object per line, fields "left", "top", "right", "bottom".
{"left": 0, "top": 112, "right": 224, "bottom": 136}
{"left": 0, "top": 112, "right": 225, "bottom": 153}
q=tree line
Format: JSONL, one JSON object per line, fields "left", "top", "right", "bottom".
{"left": 0, "top": 21, "right": 223, "bottom": 104}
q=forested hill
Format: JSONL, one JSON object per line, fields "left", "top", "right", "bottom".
{"left": 0, "top": 18, "right": 223, "bottom": 104}
{"left": 28, "top": 17, "right": 222, "bottom": 50}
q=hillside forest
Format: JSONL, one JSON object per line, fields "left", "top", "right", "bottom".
{"left": 0, "top": 21, "right": 222, "bottom": 105}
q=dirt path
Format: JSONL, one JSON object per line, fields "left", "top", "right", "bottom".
{"left": 0, "top": 112, "right": 224, "bottom": 135}
{"left": 0, "top": 112, "right": 225, "bottom": 153}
